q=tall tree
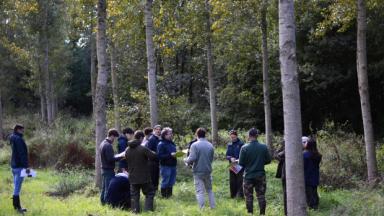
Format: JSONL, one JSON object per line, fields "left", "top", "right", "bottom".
{"left": 356, "top": 0, "right": 378, "bottom": 182}
{"left": 278, "top": 0, "right": 307, "bottom": 215}
{"left": 110, "top": 41, "right": 121, "bottom": 132}
{"left": 144, "top": 0, "right": 158, "bottom": 127}
{"left": 204, "top": 0, "right": 218, "bottom": 145}
{"left": 95, "top": 0, "right": 109, "bottom": 188}
{"left": 260, "top": 0, "right": 273, "bottom": 152}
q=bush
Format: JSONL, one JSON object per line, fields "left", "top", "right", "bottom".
{"left": 49, "top": 169, "right": 92, "bottom": 197}
{"left": 0, "top": 145, "right": 11, "bottom": 165}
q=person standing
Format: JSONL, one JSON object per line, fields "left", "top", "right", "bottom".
{"left": 10, "top": 124, "right": 28, "bottom": 213}
{"left": 303, "top": 138, "right": 322, "bottom": 210}
{"left": 141, "top": 127, "right": 153, "bottom": 147}
{"left": 184, "top": 128, "right": 215, "bottom": 209}
{"left": 147, "top": 125, "right": 161, "bottom": 191}
{"left": 225, "top": 129, "right": 244, "bottom": 198}
{"left": 117, "top": 128, "right": 134, "bottom": 172}
{"left": 157, "top": 127, "right": 177, "bottom": 198}
{"left": 239, "top": 128, "right": 271, "bottom": 215}
{"left": 99, "top": 128, "right": 120, "bottom": 205}
{"left": 125, "top": 131, "right": 157, "bottom": 213}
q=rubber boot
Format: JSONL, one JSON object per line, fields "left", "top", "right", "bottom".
{"left": 161, "top": 188, "right": 167, "bottom": 198}
{"left": 168, "top": 187, "right": 173, "bottom": 198}
{"left": 13, "top": 196, "right": 27, "bottom": 213}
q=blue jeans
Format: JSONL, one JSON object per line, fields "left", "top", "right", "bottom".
{"left": 160, "top": 166, "right": 176, "bottom": 189}
{"left": 100, "top": 169, "right": 115, "bottom": 204}
{"left": 12, "top": 168, "right": 25, "bottom": 196}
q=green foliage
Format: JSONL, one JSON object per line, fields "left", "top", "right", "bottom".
{"left": 49, "top": 168, "right": 92, "bottom": 197}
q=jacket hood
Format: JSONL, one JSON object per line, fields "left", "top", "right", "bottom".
{"left": 128, "top": 139, "right": 141, "bottom": 148}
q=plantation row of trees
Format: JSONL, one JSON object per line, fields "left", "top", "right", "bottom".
{"left": 1, "top": 0, "right": 383, "bottom": 215}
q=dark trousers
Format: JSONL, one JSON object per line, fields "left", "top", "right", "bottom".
{"left": 100, "top": 169, "right": 115, "bottom": 204}
{"left": 149, "top": 161, "right": 160, "bottom": 191}
{"left": 305, "top": 185, "right": 319, "bottom": 209}
{"left": 282, "top": 179, "right": 287, "bottom": 216}
{"left": 243, "top": 175, "right": 267, "bottom": 215}
{"left": 229, "top": 170, "right": 244, "bottom": 198}
{"left": 130, "top": 183, "right": 155, "bottom": 213}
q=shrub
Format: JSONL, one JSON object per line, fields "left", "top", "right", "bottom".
{"left": 0, "top": 144, "right": 11, "bottom": 165}
{"left": 49, "top": 169, "right": 92, "bottom": 197}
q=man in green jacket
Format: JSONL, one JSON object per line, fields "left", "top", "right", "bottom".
{"left": 239, "top": 128, "right": 271, "bottom": 215}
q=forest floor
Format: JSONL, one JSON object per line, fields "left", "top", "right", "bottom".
{"left": 0, "top": 161, "right": 383, "bottom": 216}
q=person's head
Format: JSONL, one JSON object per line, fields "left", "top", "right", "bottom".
{"left": 153, "top": 125, "right": 162, "bottom": 136}
{"left": 195, "top": 128, "right": 206, "bottom": 139}
{"left": 229, "top": 129, "right": 238, "bottom": 142}
{"left": 161, "top": 127, "right": 173, "bottom": 141}
{"left": 134, "top": 130, "right": 145, "bottom": 142}
{"left": 247, "top": 128, "right": 259, "bottom": 141}
{"left": 14, "top": 124, "right": 25, "bottom": 134}
{"left": 108, "top": 128, "right": 119, "bottom": 142}
{"left": 143, "top": 127, "right": 153, "bottom": 138}
{"left": 302, "top": 136, "right": 309, "bottom": 148}
{"left": 123, "top": 128, "right": 134, "bottom": 140}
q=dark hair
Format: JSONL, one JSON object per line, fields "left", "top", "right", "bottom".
{"left": 304, "top": 138, "right": 322, "bottom": 160}
{"left": 143, "top": 127, "right": 153, "bottom": 136}
{"left": 161, "top": 127, "right": 172, "bottom": 140}
{"left": 229, "top": 129, "right": 237, "bottom": 136}
{"left": 134, "top": 130, "right": 145, "bottom": 140}
{"left": 14, "top": 124, "right": 24, "bottom": 132}
{"left": 108, "top": 129, "right": 119, "bottom": 137}
{"left": 123, "top": 128, "right": 134, "bottom": 135}
{"left": 195, "top": 128, "right": 206, "bottom": 138}
{"left": 248, "top": 128, "right": 259, "bottom": 137}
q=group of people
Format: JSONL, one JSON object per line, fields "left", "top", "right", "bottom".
{"left": 9, "top": 122, "right": 321, "bottom": 215}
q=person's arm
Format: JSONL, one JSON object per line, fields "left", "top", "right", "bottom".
{"left": 105, "top": 144, "right": 117, "bottom": 163}
{"left": 238, "top": 146, "right": 246, "bottom": 167}
{"left": 18, "top": 138, "right": 29, "bottom": 168}
{"left": 157, "top": 143, "right": 171, "bottom": 160}
{"left": 117, "top": 139, "right": 126, "bottom": 153}
{"left": 184, "top": 143, "right": 197, "bottom": 164}
{"left": 225, "top": 144, "right": 233, "bottom": 162}
{"left": 145, "top": 147, "right": 157, "bottom": 160}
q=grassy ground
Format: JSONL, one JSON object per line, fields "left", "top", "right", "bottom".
{"left": 0, "top": 161, "right": 383, "bottom": 216}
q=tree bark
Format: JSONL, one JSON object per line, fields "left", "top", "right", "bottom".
{"left": 144, "top": 0, "right": 158, "bottom": 127}
{"left": 95, "top": 0, "right": 108, "bottom": 188}
{"left": 110, "top": 42, "right": 121, "bottom": 132}
{"left": 42, "top": 3, "right": 53, "bottom": 125}
{"left": 356, "top": 0, "right": 378, "bottom": 182}
{"left": 90, "top": 25, "right": 97, "bottom": 116}
{"left": 278, "top": 1, "right": 307, "bottom": 215}
{"left": 261, "top": 0, "right": 273, "bottom": 153}
{"left": 204, "top": 0, "right": 218, "bottom": 146}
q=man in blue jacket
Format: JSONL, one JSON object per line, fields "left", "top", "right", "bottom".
{"left": 105, "top": 171, "right": 131, "bottom": 210}
{"left": 117, "top": 128, "right": 134, "bottom": 172}
{"left": 225, "top": 129, "right": 244, "bottom": 198}
{"left": 10, "top": 124, "right": 29, "bottom": 213}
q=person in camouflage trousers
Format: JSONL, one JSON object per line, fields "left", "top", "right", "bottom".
{"left": 239, "top": 128, "right": 271, "bottom": 215}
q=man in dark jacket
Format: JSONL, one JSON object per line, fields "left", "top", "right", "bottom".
{"left": 225, "top": 129, "right": 244, "bottom": 198}
{"left": 239, "top": 128, "right": 271, "bottom": 215}
{"left": 125, "top": 130, "right": 157, "bottom": 213}
{"left": 117, "top": 128, "right": 134, "bottom": 172}
{"left": 99, "top": 128, "right": 120, "bottom": 205}
{"left": 10, "top": 124, "right": 28, "bottom": 213}
{"left": 146, "top": 125, "right": 161, "bottom": 191}
{"left": 105, "top": 171, "right": 131, "bottom": 209}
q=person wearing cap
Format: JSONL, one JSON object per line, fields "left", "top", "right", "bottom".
{"left": 10, "top": 124, "right": 29, "bottom": 213}
{"left": 117, "top": 128, "right": 134, "bottom": 172}
{"left": 99, "top": 128, "right": 120, "bottom": 205}
{"left": 239, "top": 128, "right": 271, "bottom": 215}
{"left": 157, "top": 127, "right": 177, "bottom": 198}
{"left": 147, "top": 125, "right": 161, "bottom": 191}
{"left": 225, "top": 129, "right": 244, "bottom": 199}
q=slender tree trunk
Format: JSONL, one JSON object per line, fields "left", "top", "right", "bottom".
{"left": 144, "top": 0, "right": 158, "bottom": 127}
{"left": 261, "top": 0, "right": 273, "bottom": 153}
{"left": 204, "top": 0, "right": 218, "bottom": 146}
{"left": 95, "top": 0, "right": 109, "bottom": 188}
{"left": 44, "top": 37, "right": 53, "bottom": 125}
{"left": 38, "top": 60, "right": 47, "bottom": 123}
{"left": 278, "top": 1, "right": 307, "bottom": 215}
{"left": 90, "top": 26, "right": 97, "bottom": 116}
{"left": 356, "top": 0, "right": 378, "bottom": 182}
{"left": 110, "top": 42, "right": 121, "bottom": 132}
{"left": 0, "top": 92, "right": 3, "bottom": 140}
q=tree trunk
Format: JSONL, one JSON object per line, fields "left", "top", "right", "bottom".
{"left": 204, "top": 0, "right": 218, "bottom": 146}
{"left": 278, "top": 1, "right": 307, "bottom": 215}
{"left": 90, "top": 26, "right": 97, "bottom": 116}
{"left": 0, "top": 92, "right": 3, "bottom": 140}
{"left": 145, "top": 0, "right": 158, "bottom": 127}
{"left": 44, "top": 37, "right": 53, "bottom": 125}
{"left": 356, "top": 0, "right": 378, "bottom": 182}
{"left": 110, "top": 42, "right": 121, "bottom": 132}
{"left": 39, "top": 66, "right": 47, "bottom": 123}
{"left": 95, "top": 0, "right": 109, "bottom": 188}
{"left": 261, "top": 0, "right": 273, "bottom": 153}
